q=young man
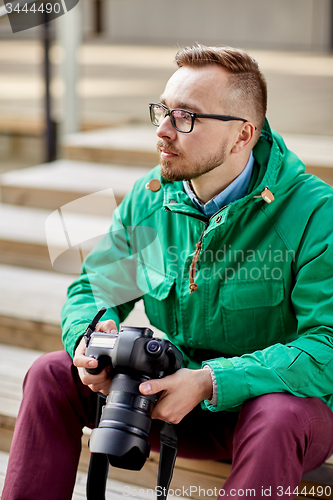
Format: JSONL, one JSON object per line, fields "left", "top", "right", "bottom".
{"left": 3, "top": 45, "right": 333, "bottom": 500}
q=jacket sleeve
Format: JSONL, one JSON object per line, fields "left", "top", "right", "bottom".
{"left": 202, "top": 196, "right": 333, "bottom": 412}
{"left": 61, "top": 193, "right": 143, "bottom": 358}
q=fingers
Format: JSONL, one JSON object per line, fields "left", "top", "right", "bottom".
{"left": 73, "top": 320, "right": 118, "bottom": 371}
{"left": 139, "top": 369, "right": 213, "bottom": 424}
{"left": 74, "top": 336, "right": 112, "bottom": 393}
{"left": 73, "top": 337, "right": 98, "bottom": 370}
{"left": 78, "top": 366, "right": 112, "bottom": 394}
{"left": 95, "top": 320, "right": 118, "bottom": 333}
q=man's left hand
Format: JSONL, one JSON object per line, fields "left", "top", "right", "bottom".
{"left": 139, "top": 368, "right": 213, "bottom": 424}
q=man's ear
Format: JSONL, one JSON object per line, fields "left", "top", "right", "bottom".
{"left": 231, "top": 122, "right": 256, "bottom": 153}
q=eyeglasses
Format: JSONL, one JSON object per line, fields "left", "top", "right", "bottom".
{"left": 149, "top": 103, "right": 252, "bottom": 134}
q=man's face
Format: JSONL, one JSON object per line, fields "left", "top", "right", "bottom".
{"left": 156, "top": 65, "right": 241, "bottom": 182}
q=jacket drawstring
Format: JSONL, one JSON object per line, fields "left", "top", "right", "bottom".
{"left": 188, "top": 186, "right": 275, "bottom": 294}
{"left": 189, "top": 221, "right": 209, "bottom": 294}
{"left": 189, "top": 240, "right": 203, "bottom": 294}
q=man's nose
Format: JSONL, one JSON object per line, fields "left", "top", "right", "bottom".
{"left": 156, "top": 114, "right": 177, "bottom": 141}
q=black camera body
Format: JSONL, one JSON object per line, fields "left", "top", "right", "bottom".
{"left": 85, "top": 324, "right": 182, "bottom": 471}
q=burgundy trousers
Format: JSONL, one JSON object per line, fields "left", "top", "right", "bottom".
{"left": 2, "top": 350, "right": 333, "bottom": 500}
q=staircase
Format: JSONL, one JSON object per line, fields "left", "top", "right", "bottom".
{"left": 0, "top": 125, "right": 333, "bottom": 499}
{"left": 0, "top": 125, "right": 162, "bottom": 497}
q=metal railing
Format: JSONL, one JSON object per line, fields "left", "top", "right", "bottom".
{"left": 0, "top": 1, "right": 58, "bottom": 162}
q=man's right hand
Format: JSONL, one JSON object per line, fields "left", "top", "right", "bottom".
{"left": 73, "top": 319, "right": 118, "bottom": 395}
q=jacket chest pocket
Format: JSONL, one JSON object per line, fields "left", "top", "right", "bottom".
{"left": 136, "top": 262, "right": 177, "bottom": 336}
{"left": 220, "top": 279, "right": 285, "bottom": 354}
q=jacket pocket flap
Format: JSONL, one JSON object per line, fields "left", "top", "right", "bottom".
{"left": 137, "top": 261, "right": 175, "bottom": 301}
{"left": 221, "top": 279, "right": 284, "bottom": 310}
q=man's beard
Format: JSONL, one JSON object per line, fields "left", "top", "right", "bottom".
{"left": 157, "top": 140, "right": 227, "bottom": 182}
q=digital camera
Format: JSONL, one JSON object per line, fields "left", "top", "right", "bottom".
{"left": 85, "top": 324, "right": 183, "bottom": 470}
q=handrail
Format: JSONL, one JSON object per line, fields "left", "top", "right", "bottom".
{"left": 0, "top": 0, "right": 58, "bottom": 162}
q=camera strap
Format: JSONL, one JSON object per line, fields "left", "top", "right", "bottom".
{"left": 157, "top": 422, "right": 178, "bottom": 500}
{"left": 86, "top": 452, "right": 109, "bottom": 500}
{"left": 86, "top": 394, "right": 109, "bottom": 500}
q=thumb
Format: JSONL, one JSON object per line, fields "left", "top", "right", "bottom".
{"left": 139, "top": 378, "right": 164, "bottom": 395}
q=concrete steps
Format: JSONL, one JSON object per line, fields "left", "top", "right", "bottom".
{"left": 283, "top": 133, "right": 333, "bottom": 185}
{"left": 0, "top": 159, "right": 150, "bottom": 272}
{"left": 0, "top": 159, "right": 150, "bottom": 214}
{"left": 0, "top": 113, "right": 132, "bottom": 137}
{"left": 0, "top": 133, "right": 157, "bottom": 390}
{"left": 62, "top": 125, "right": 159, "bottom": 167}
{"left": 0, "top": 202, "right": 112, "bottom": 272}
{"left": 0, "top": 130, "right": 165, "bottom": 497}
{"left": 0, "top": 264, "right": 71, "bottom": 351}
{"left": 0, "top": 113, "right": 133, "bottom": 169}
{"left": 0, "top": 263, "right": 159, "bottom": 352}
{"left": 0, "top": 141, "right": 160, "bottom": 476}
{"left": 0, "top": 449, "right": 164, "bottom": 500}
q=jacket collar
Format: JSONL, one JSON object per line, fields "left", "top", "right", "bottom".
{"left": 161, "top": 118, "right": 283, "bottom": 219}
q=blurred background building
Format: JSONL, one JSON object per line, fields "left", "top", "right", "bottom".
{"left": 86, "top": 0, "right": 333, "bottom": 51}
{"left": 0, "top": 0, "right": 332, "bottom": 171}
{"left": 2, "top": 0, "right": 333, "bottom": 50}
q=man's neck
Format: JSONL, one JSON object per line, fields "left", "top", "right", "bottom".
{"left": 190, "top": 152, "right": 252, "bottom": 204}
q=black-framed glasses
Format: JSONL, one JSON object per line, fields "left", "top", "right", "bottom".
{"left": 149, "top": 103, "right": 253, "bottom": 133}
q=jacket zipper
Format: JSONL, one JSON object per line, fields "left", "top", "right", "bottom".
{"left": 188, "top": 206, "right": 229, "bottom": 293}
{"left": 165, "top": 205, "right": 227, "bottom": 294}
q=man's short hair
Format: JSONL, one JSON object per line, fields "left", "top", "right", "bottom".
{"left": 175, "top": 44, "right": 267, "bottom": 134}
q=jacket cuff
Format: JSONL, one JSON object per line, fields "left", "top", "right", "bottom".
{"left": 202, "top": 365, "right": 218, "bottom": 406}
{"left": 201, "top": 358, "right": 249, "bottom": 412}
{"left": 64, "top": 324, "right": 88, "bottom": 359}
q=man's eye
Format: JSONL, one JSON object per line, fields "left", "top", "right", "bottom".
{"left": 174, "top": 111, "right": 191, "bottom": 122}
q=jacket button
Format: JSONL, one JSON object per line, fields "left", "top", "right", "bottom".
{"left": 145, "top": 179, "right": 161, "bottom": 192}
{"left": 216, "top": 215, "right": 222, "bottom": 222}
{"left": 169, "top": 199, "right": 178, "bottom": 204}
{"left": 188, "top": 338, "right": 196, "bottom": 347}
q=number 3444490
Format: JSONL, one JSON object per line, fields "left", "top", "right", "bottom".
{"left": 5, "top": 3, "right": 61, "bottom": 14}
{"left": 277, "top": 485, "right": 332, "bottom": 497}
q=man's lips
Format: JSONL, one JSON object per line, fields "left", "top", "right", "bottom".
{"left": 157, "top": 142, "right": 180, "bottom": 158}
{"left": 160, "top": 148, "right": 178, "bottom": 158}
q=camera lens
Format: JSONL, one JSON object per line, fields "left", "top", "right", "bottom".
{"left": 89, "top": 373, "right": 157, "bottom": 471}
{"left": 146, "top": 340, "right": 162, "bottom": 355}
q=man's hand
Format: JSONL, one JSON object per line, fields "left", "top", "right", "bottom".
{"left": 139, "top": 368, "right": 213, "bottom": 424}
{"left": 73, "top": 320, "right": 118, "bottom": 395}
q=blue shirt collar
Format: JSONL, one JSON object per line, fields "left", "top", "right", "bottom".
{"left": 183, "top": 151, "right": 254, "bottom": 218}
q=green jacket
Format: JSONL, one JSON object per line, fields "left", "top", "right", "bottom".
{"left": 62, "top": 119, "right": 333, "bottom": 413}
